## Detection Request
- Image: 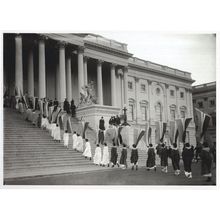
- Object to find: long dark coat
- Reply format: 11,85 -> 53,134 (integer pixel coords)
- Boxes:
170,148 -> 180,170
182,146 -> 194,172
98,130 -> 104,144
110,147 -> 118,165
130,148 -> 138,164
146,147 -> 156,168
99,119 -> 105,130
200,148 -> 213,176
160,147 -> 169,166
120,148 -> 127,165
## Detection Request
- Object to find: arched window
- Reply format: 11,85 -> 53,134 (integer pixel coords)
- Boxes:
155,102 -> 162,122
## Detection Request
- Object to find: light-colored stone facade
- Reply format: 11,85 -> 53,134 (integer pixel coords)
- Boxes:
3,33 -> 196,146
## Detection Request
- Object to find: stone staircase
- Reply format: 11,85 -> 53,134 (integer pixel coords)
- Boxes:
4,108 -> 150,180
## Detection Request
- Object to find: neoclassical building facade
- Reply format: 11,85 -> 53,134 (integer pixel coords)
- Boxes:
3,33 -> 196,146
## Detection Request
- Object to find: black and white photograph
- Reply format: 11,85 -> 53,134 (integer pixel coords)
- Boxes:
2,32 -> 216,185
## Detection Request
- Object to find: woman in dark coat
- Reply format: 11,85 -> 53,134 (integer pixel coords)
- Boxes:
110,143 -> 119,167
120,144 -> 128,169
146,144 -> 156,171
200,142 -> 213,182
130,144 -> 139,170
170,143 -> 180,175
182,143 -> 194,178
160,144 -> 169,173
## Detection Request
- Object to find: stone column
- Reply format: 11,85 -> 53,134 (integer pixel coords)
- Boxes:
15,34 -> 23,96
120,73 -> 124,108
123,67 -> 128,107
84,56 -> 88,86
27,46 -> 34,97
78,46 -> 84,100
110,63 -> 116,106
175,86 -> 179,118
164,83 -> 169,122
56,62 -> 60,100
147,80 -> 153,122
66,55 -> 72,102
59,42 -> 66,103
135,77 -> 140,123
97,60 -> 103,105
38,37 -> 46,98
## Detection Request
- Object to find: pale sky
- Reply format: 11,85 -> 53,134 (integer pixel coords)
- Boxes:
96,32 -> 216,85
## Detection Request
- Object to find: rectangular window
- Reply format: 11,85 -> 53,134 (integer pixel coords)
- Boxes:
198,101 -> 203,108
210,100 -> 215,107
141,106 -> 147,121
170,109 -> 175,121
180,92 -> 184,98
140,84 -> 146,92
128,104 -> 134,121
128,81 -> 133,90
170,90 -> 174,97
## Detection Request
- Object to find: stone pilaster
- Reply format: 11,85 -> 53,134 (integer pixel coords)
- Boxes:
164,83 -> 169,122
78,46 -> 84,101
97,60 -> 103,105
66,55 -> 72,102
59,42 -> 66,103
38,36 -> 46,98
135,77 -> 140,123
84,56 -> 88,86
110,63 -> 116,106
147,79 -> 153,124
56,62 -> 60,100
175,85 -> 179,118
27,46 -> 34,97
15,34 -> 23,96
123,67 -> 128,107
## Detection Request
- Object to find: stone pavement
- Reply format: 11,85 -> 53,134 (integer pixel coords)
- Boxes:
4,162 -> 216,186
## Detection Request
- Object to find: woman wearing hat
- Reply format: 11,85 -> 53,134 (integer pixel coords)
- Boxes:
182,143 -> 194,178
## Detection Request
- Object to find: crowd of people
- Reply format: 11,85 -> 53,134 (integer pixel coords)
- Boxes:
4,94 -> 216,183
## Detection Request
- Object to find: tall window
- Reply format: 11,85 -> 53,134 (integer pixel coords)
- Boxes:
141,106 -> 147,121
180,106 -> 187,119
198,101 -> 203,108
140,84 -> 146,92
128,81 -> 133,90
155,103 -> 162,121
170,109 -> 176,121
128,104 -> 134,121
210,99 -> 215,107
170,90 -> 174,97
180,92 -> 184,98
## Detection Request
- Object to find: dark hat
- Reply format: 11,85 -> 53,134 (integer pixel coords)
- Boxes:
96,144 -> 100,147
185,143 -> 190,147
85,139 -> 88,142
173,143 -> 177,148
132,144 -> 136,148
149,144 -> 153,147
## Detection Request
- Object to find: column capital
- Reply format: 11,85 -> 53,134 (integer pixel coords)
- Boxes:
57,41 -> 67,49
117,68 -> 124,77
110,63 -> 117,68
175,85 -> 179,90
134,77 -> 139,82
97,59 -> 104,65
165,83 -> 169,89
78,46 -> 85,53
38,35 -> 48,42
123,66 -> 128,72
15,33 -> 22,39
147,79 -> 153,85
84,56 -> 89,62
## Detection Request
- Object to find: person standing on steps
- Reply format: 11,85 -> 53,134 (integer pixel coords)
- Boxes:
170,143 -> 180,175
110,143 -> 119,167
101,143 -> 110,167
83,139 -> 92,160
99,116 -> 105,131
131,144 -> 139,170
76,133 -> 83,152
72,131 -> 77,150
120,144 -> 128,169
200,142 -> 213,182
63,130 -> 69,148
160,143 -> 169,173
53,124 -> 61,142
53,98 -> 59,107
182,143 -> 194,179
71,99 -> 76,117
146,144 -> 156,171
63,98 -> 70,114
93,144 -> 102,165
